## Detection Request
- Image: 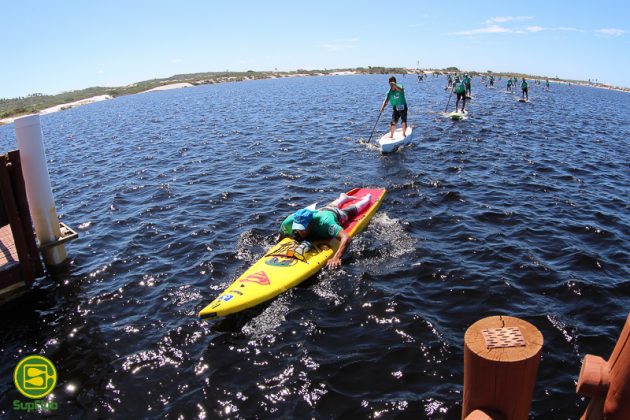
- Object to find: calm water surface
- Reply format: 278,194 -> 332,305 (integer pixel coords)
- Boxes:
0,75 -> 629,418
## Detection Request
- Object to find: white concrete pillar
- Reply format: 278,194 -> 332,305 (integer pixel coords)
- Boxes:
14,114 -> 67,267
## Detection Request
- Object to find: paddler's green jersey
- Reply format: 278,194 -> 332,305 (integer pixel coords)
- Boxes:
521,80 -> 528,88
463,76 -> 471,86
280,210 -> 342,240
386,84 -> 407,108
454,82 -> 466,94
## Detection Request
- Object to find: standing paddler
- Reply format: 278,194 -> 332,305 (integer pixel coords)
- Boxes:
463,73 -> 472,97
453,76 -> 466,113
380,76 -> 408,139
521,78 -> 529,101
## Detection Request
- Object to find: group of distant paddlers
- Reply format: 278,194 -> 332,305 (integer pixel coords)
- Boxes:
380,72 -> 554,136
442,73 -> 552,112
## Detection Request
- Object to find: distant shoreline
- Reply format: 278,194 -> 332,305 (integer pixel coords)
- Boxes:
1,68 -> 628,125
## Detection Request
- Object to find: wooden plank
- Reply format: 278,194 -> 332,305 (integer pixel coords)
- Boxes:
7,150 -> 44,277
0,262 -> 23,290
0,224 -> 19,265
0,187 -> 8,226
0,155 -> 34,286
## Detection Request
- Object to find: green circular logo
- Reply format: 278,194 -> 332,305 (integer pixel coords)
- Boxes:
13,355 -> 57,399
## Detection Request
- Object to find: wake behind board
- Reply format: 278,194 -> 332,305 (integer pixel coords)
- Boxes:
198,188 -> 387,320
378,127 -> 413,153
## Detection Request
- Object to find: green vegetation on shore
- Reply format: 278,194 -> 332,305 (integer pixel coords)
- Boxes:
0,67 -> 408,120
0,66 -> 619,122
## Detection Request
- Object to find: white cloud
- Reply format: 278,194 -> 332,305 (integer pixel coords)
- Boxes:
452,17 -> 618,38
595,28 -> 627,36
486,16 -> 533,24
526,26 -> 544,32
451,24 -> 513,36
321,38 -> 359,51
453,16 -> 535,36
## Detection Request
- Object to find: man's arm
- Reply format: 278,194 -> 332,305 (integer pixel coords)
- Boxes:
380,97 -> 389,113
326,230 -> 350,269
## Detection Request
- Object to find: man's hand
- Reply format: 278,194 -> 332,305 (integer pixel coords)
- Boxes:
326,255 -> 341,269
327,230 -> 350,269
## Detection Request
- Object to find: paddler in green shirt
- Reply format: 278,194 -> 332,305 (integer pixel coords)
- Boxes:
463,74 -> 472,97
380,76 -> 408,139
279,193 -> 372,269
453,76 -> 466,113
521,78 -> 529,100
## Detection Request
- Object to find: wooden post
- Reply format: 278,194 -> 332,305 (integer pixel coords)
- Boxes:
7,151 -> 44,278
462,315 -> 543,420
0,155 -> 34,286
578,313 -> 630,419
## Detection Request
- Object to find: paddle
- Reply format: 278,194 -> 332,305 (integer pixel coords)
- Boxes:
444,87 -> 454,113
367,98 -> 387,143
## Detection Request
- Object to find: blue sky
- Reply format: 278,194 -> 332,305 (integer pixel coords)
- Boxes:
2,0 -> 629,98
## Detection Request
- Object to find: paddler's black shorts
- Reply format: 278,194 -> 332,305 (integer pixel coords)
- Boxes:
391,105 -> 408,125
456,92 -> 465,100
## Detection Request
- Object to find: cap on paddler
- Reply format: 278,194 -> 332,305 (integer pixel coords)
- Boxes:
292,208 -> 313,231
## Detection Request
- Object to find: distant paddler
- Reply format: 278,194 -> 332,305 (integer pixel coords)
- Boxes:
380,76 -> 408,139
463,73 -> 472,97
545,79 -> 550,91
507,78 -> 513,93
521,78 -> 529,101
447,74 -> 453,88
489,75 -> 495,87
279,193 -> 372,269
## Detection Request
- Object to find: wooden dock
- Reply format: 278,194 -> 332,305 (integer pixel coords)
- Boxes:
0,150 -> 43,299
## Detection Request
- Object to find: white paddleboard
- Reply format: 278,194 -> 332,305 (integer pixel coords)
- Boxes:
518,98 -> 529,103
378,127 -> 413,153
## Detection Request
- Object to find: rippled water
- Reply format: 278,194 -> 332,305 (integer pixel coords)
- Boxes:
0,74 -> 629,418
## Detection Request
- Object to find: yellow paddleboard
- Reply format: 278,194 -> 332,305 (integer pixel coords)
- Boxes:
198,188 -> 386,319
